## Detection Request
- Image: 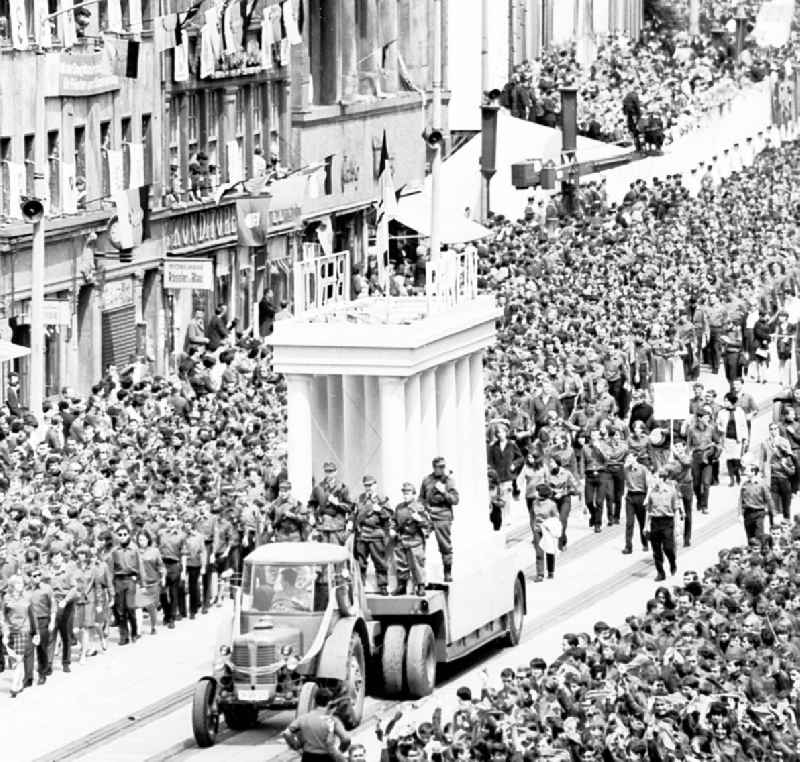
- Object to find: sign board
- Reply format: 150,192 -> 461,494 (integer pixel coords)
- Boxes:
163,259 -> 214,291
652,382 -> 693,421
54,51 -> 121,97
103,278 -> 134,310
15,300 -> 71,326
164,203 -> 238,251
754,0 -> 794,48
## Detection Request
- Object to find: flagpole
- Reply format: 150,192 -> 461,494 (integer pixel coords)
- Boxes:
429,0 -> 442,267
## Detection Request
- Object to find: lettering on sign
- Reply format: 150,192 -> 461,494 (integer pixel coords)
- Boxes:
164,205 -> 238,251
56,52 -> 121,97
163,259 -> 214,291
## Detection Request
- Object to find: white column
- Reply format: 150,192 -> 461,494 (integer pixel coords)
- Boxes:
435,361 -> 458,468
342,374 -> 365,490
310,376 -> 328,486
420,368 -> 438,472
362,376 -> 381,480
404,372 -> 423,493
379,377 -> 406,498
326,376 -> 344,467
286,374 -> 314,501
470,350 -> 491,518
454,357 -> 471,493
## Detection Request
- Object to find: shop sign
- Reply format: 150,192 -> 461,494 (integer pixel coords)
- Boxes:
164,204 -> 238,251
103,279 -> 134,310
55,52 -> 120,97
15,300 -> 71,326
164,259 -> 214,291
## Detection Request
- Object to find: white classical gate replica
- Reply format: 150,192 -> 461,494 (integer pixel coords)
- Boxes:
270,248 -> 515,640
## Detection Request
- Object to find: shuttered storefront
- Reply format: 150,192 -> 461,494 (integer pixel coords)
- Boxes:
101,305 -> 136,369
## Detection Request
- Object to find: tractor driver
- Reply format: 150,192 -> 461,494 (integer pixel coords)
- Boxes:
270,566 -> 312,612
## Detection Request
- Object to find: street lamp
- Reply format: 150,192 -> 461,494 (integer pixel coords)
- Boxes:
20,191 -> 45,429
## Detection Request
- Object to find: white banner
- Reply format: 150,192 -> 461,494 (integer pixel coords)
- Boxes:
107,149 -> 124,193
7,161 -> 26,217
128,142 -> 144,188
226,140 -> 244,183
754,0 -> 794,48
10,0 -> 28,50
107,0 -> 122,32
652,382 -> 693,421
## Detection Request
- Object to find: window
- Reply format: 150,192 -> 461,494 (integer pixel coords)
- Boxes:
141,113 -> 152,185
0,137 -> 10,217
74,125 -> 86,182
252,85 -> 262,151
100,120 -> 111,196
23,134 -> 34,196
140,0 -> 150,30
120,0 -> 129,27
97,0 -> 107,30
47,130 -> 60,212
206,89 -> 219,169
0,0 -> 10,42
324,154 -> 334,196
169,93 -> 180,172
24,0 -> 33,39
121,116 -> 131,188
188,93 -> 198,156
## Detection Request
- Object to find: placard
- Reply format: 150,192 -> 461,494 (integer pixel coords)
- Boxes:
164,259 -> 214,291
652,382 -> 693,421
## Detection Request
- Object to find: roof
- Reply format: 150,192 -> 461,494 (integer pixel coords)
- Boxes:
244,542 -> 352,565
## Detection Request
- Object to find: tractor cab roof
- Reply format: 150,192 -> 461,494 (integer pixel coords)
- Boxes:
245,542 -> 352,566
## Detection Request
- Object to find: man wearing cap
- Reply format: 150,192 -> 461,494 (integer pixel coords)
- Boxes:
108,525 -> 143,645
352,475 -> 392,595
419,457 -> 459,583
391,483 -> 431,596
309,463 -> 353,546
269,481 -> 312,542
644,468 -> 683,582
622,451 -> 651,555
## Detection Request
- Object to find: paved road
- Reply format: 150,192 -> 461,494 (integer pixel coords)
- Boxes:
68,406 -> 775,762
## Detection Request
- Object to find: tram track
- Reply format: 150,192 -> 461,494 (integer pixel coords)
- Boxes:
44,493 -> 741,762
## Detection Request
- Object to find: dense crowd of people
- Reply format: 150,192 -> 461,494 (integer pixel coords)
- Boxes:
500,10 -> 796,151
354,520 -> 800,761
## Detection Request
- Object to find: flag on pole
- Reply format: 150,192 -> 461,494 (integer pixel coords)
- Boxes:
375,131 -> 397,293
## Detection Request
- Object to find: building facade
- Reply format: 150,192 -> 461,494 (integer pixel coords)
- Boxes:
0,0 -> 448,402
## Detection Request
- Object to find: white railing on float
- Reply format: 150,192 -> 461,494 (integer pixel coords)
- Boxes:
425,246 -> 479,314
293,244 -> 351,317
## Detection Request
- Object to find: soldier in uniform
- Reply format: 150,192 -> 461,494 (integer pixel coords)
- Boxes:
269,481 -> 312,542
309,462 -> 352,546
352,475 -> 392,595
419,456 -> 459,582
107,525 -> 143,645
391,483 -> 431,596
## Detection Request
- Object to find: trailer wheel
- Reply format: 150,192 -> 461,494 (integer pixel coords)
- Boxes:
405,624 -> 436,699
223,703 -> 258,731
381,624 -> 407,697
344,633 -> 366,728
503,576 -> 525,647
192,678 -> 219,748
296,681 -> 318,717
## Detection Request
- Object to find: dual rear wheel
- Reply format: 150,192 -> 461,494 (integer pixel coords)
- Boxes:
380,623 -> 436,699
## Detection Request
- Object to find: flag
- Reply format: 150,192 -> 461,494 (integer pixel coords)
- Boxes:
112,186 -> 150,249
375,131 -> 397,291
10,0 -> 28,50
281,0 -> 302,45
107,149 -> 124,193
61,162 -> 77,214
129,142 -> 144,187
107,0 -> 122,33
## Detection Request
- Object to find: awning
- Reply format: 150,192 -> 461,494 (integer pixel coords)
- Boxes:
0,340 -> 30,362
393,193 -> 491,244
